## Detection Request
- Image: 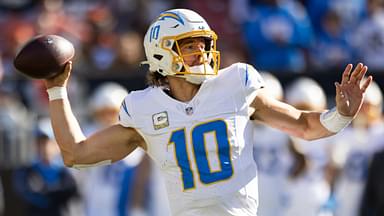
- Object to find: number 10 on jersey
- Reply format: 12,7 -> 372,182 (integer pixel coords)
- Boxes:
169,119 -> 234,190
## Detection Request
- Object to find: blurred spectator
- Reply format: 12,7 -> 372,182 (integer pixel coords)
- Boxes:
107,0 -> 151,33
332,80 -> 384,216
0,55 -> 4,82
0,89 -> 34,169
229,0 -> 251,25
21,80 -> 53,116
35,0 -> 84,39
21,75 -> 87,118
306,0 -> 366,33
78,82 -> 151,216
186,0 -> 247,58
360,147 -> 384,216
144,0 -> 182,25
12,117 -> 79,216
108,31 -> 147,79
78,25 -> 118,77
309,9 -> 355,72
74,4 -> 137,79
0,80 -> 35,216
351,0 -> 384,71
241,0 -> 314,73
114,32 -> 144,68
0,178 -> 3,216
2,1 -> 384,215
0,13 -> 36,79
0,0 -> 39,12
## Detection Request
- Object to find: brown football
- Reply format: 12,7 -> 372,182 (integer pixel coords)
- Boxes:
13,35 -> 75,79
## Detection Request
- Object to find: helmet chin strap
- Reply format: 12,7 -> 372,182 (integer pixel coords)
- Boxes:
185,63 -> 214,84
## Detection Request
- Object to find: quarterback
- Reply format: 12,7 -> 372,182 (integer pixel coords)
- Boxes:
45,9 -> 372,216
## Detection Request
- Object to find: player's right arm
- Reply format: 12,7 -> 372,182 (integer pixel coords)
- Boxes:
45,62 -> 146,167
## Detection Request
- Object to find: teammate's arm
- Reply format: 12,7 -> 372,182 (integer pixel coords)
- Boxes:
45,62 -> 146,167
251,63 -> 372,140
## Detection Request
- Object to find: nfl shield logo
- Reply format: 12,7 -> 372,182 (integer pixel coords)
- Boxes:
185,107 -> 193,115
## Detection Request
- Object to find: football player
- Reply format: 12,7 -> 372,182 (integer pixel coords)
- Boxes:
282,77 -> 334,216
79,83 -> 154,216
251,72 -> 290,216
332,80 -> 384,216
44,9 -> 372,216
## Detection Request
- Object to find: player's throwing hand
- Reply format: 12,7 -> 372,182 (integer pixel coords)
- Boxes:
44,61 -> 72,89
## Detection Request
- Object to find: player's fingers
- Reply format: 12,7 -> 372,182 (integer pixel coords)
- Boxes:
65,61 -> 72,70
341,64 -> 353,85
45,61 -> 72,88
349,63 -> 363,83
361,76 -> 373,93
356,65 -> 368,83
63,61 -> 72,76
335,82 -> 343,98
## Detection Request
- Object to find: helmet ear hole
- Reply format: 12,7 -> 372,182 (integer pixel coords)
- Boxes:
154,54 -> 163,60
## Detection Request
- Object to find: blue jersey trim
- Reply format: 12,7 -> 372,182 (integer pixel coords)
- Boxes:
121,100 -> 130,117
245,64 -> 249,86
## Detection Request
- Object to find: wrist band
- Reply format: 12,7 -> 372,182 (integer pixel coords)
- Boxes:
72,160 -> 112,170
320,107 -> 353,133
47,87 -> 68,101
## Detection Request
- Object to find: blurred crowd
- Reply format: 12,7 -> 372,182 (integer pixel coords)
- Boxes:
0,0 -> 384,215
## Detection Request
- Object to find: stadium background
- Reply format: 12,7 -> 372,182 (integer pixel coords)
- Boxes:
0,0 -> 383,215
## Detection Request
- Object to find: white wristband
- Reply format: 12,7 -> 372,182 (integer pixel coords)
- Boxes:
320,107 -> 353,133
72,160 -> 112,170
47,87 -> 68,101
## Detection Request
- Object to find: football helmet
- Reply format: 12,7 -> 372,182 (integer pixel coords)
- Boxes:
286,77 -> 327,111
143,9 -> 220,84
89,82 -> 128,112
259,71 -> 283,100
353,80 -> 383,128
363,80 -> 382,109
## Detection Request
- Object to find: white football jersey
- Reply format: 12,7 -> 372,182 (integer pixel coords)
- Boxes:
281,137 -> 334,216
252,124 -> 291,216
119,63 -> 264,216
333,123 -> 384,216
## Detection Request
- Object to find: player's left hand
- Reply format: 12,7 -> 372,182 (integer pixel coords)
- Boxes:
335,63 -> 372,117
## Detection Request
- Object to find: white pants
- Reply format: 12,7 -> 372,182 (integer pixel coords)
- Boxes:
173,177 -> 259,216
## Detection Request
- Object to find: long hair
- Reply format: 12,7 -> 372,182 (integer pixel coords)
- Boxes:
146,71 -> 168,87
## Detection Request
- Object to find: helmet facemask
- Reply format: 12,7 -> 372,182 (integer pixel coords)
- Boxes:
163,30 -> 220,84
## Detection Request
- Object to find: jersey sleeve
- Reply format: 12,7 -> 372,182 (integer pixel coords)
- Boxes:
118,94 -> 136,128
239,63 -> 265,105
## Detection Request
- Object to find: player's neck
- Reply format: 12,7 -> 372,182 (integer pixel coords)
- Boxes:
167,76 -> 200,102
